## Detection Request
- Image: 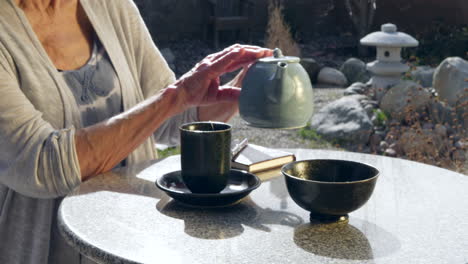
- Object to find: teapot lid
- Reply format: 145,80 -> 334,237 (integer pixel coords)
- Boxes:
259,48 -> 300,63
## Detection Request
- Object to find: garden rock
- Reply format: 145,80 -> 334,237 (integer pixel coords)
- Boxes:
362,99 -> 378,107
434,124 -> 447,137
364,104 -> 375,117
384,148 -> 397,157
455,93 -> 467,132
317,67 -> 348,87
398,131 -> 433,155
340,58 -> 370,84
379,141 -> 389,150
300,58 -> 321,84
389,143 -> 402,155
410,66 -> 435,88
311,95 -> 372,145
344,82 -> 367,96
369,133 -> 382,152
452,150 -> 466,162
380,81 -> 431,122
454,141 -> 463,149
433,57 -> 468,106
428,101 -> 454,125
422,122 -> 434,130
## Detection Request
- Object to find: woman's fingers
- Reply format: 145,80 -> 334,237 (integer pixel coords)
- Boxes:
208,44 -> 265,62
177,45 -> 272,108
209,47 -> 272,76
208,49 -> 244,77
206,44 -> 242,61
224,58 -> 257,73
205,78 -> 220,102
233,64 -> 253,87
215,87 -> 242,102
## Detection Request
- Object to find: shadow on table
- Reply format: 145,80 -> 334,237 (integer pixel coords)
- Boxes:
156,197 -> 304,240
294,218 -> 401,260
72,159 -> 167,199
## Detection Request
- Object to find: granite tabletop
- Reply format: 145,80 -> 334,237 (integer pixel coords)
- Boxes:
58,149 -> 468,264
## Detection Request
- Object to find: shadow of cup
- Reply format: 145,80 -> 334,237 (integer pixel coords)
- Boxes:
156,199 -> 257,239
293,218 -> 400,260
156,198 -> 304,240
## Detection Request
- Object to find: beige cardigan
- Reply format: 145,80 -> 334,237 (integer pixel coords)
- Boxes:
0,0 -> 196,262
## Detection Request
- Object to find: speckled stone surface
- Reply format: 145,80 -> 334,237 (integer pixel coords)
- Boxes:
58,150 -> 468,264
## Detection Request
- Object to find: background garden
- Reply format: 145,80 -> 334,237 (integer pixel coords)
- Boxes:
133,0 -> 467,174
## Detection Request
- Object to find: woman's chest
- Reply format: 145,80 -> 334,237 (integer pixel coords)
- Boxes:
24,7 -> 94,71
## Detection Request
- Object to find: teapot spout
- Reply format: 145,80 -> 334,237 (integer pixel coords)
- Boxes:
266,62 -> 289,104
274,61 -> 288,80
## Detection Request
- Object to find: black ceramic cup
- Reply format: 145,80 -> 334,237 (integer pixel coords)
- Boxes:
180,122 -> 232,193
282,159 -> 379,222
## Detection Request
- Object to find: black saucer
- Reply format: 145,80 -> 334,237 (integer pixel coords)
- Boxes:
156,169 -> 261,207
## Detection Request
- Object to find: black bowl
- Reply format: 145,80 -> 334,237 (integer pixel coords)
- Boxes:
282,159 -> 379,222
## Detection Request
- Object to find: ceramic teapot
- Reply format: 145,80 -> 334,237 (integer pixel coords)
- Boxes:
239,48 -> 314,129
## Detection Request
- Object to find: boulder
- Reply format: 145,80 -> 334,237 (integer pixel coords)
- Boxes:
433,57 -> 468,106
364,104 -> 375,117
344,82 -> 367,96
384,148 -> 397,157
434,124 -> 447,137
398,131 -> 432,155
311,95 -> 372,145
340,58 -> 370,84
452,149 -> 466,162
427,101 -> 454,126
410,66 -> 435,88
369,133 -> 383,152
300,58 -> 321,84
455,92 -> 467,133
317,67 -> 348,87
380,81 -> 431,122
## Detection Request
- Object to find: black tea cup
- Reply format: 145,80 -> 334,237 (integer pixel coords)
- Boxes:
180,122 -> 232,193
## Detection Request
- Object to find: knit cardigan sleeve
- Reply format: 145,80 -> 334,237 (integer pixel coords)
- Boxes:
119,0 -> 198,147
0,48 -> 81,199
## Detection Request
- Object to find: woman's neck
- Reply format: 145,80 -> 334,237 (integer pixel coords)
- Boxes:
15,0 -> 75,12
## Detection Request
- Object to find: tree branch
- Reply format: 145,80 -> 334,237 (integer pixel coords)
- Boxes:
367,0 -> 377,30
344,0 -> 360,29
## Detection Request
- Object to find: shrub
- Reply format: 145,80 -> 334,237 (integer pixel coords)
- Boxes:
265,0 -> 301,57
402,21 -> 468,65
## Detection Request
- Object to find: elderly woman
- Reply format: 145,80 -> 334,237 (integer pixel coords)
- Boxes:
0,0 -> 271,263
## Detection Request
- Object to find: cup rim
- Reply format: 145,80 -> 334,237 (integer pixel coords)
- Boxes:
179,121 -> 232,133
281,159 -> 380,185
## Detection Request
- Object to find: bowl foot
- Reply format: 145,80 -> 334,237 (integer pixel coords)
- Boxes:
309,213 -> 349,223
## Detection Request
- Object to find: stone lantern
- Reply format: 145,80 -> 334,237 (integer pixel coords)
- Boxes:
361,23 -> 418,100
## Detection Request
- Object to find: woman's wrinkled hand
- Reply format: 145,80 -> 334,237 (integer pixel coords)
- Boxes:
171,44 -> 272,111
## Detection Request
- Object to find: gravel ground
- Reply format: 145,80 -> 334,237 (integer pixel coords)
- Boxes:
230,87 -> 343,148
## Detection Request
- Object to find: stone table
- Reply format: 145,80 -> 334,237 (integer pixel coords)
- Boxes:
58,149 -> 468,264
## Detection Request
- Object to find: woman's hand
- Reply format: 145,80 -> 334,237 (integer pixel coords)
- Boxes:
171,44 -> 272,114
196,64 -> 252,122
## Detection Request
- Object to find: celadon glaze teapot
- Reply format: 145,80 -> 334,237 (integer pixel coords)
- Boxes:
239,48 -> 314,129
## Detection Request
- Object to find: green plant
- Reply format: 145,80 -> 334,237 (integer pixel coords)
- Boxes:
373,109 -> 388,127
298,123 -> 345,150
298,124 -> 323,141
157,146 -> 180,159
